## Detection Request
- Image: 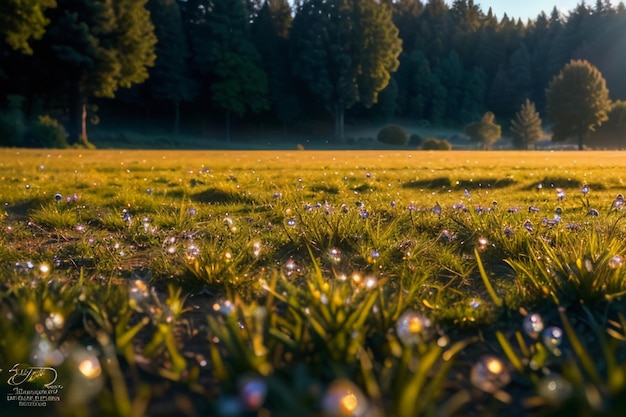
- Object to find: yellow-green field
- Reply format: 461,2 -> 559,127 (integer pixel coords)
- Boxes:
2,149 -> 626,417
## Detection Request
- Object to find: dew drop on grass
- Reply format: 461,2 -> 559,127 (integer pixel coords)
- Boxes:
239,377 -> 268,411
363,276 -> 378,289
45,312 -> 64,330
396,310 -> 432,346
609,255 -> 623,269
54,193 -> 62,202
286,218 -> 297,227
282,258 -> 300,278
470,356 -> 510,393
146,188 -> 152,195
327,248 -> 342,264
477,237 -> 489,251
538,374 -> 573,403
542,326 -> 563,355
468,298 -> 481,309
582,185 -> 590,195
31,336 -> 64,366
322,379 -> 368,417
523,313 -> 544,339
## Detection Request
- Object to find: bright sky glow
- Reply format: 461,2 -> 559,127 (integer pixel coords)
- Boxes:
445,0 -> 585,21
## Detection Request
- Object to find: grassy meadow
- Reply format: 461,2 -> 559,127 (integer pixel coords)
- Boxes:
2,148 -> 626,417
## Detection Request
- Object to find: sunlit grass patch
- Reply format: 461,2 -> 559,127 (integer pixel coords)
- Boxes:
2,149 -> 626,416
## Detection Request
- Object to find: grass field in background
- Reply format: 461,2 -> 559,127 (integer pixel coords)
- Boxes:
2,149 -> 626,417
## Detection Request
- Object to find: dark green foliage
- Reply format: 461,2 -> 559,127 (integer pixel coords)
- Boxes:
251,0 -> 299,127
290,0 -> 402,141
465,111 -> 501,149
0,95 -> 26,146
409,133 -> 423,146
28,115 -> 69,148
0,113 -> 20,146
3,0 -> 626,145
591,100 -> 626,145
377,124 -> 409,146
32,0 -> 157,144
189,0 -> 269,140
510,99 -> 543,149
546,59 -> 611,150
146,0 -> 195,135
421,137 -> 452,150
0,0 -> 56,54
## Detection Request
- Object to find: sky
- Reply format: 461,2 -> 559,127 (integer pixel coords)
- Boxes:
445,0 -> 583,21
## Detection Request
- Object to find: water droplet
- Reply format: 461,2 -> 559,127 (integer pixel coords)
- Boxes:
286,218 -> 297,227
542,326 -> 563,355
556,188 -> 565,201
609,255 -> 623,269
54,193 -> 62,202
78,355 -> 102,379
390,200 -> 396,208
613,194 -> 624,209
587,208 -> 599,217
524,220 -> 534,233
363,276 -> 378,289
185,244 -> 200,262
523,313 -> 544,339
239,377 -> 268,410
282,258 -> 300,278
432,203 -> 442,216
469,298 -> 481,309
146,188 -> 152,195
212,300 -> 234,315
327,248 -> 343,264
396,310 -> 431,346
581,185 -> 590,195
471,356 -> 510,393
45,312 -> 64,330
477,237 -> 489,251
25,184 -> 30,189
322,379 -> 368,417
538,374 -> 573,403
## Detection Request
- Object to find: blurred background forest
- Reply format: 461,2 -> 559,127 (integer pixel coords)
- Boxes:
1,0 -> 626,149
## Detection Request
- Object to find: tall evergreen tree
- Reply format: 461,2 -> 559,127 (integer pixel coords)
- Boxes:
546,59 -> 611,150
510,98 -> 543,149
189,0 -> 269,141
146,0 -> 196,136
0,0 -> 56,54
34,0 -> 157,144
252,0 -> 299,130
290,0 -> 401,142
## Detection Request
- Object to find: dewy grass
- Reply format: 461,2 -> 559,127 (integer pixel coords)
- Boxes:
2,149 -> 626,416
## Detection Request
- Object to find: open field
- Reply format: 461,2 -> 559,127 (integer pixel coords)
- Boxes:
2,149 -> 626,417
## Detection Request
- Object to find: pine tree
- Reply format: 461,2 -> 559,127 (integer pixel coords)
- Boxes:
546,59 -> 611,150
290,0 -> 401,142
510,99 -> 543,149
189,0 -> 269,141
147,0 -> 196,136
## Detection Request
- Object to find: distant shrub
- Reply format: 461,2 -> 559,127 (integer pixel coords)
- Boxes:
408,133 -> 423,146
421,138 -> 452,150
0,113 -> 22,147
29,115 -> 69,148
377,124 -> 409,146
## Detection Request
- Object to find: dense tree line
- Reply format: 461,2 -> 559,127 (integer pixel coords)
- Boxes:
1,0 -> 626,145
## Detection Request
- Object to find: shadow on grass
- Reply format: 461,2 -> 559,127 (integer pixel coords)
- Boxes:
190,187 -> 257,205
403,177 -> 516,190
521,177 -> 608,190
